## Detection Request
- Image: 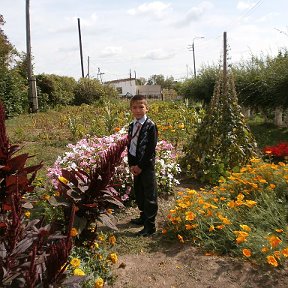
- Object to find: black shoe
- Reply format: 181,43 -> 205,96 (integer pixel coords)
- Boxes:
130,217 -> 145,225
136,227 -> 156,237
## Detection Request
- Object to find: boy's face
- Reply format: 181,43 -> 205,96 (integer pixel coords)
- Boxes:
130,100 -> 148,120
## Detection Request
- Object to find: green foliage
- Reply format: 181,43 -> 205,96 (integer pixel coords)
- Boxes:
180,65 -> 219,104
36,73 -> 77,108
182,69 -> 258,183
74,78 -> 117,105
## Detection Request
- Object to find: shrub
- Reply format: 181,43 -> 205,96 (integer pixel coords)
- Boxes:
164,158 -> 288,268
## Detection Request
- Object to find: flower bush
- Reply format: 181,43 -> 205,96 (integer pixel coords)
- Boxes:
48,132 -> 181,203
164,158 -> 288,268
66,232 -> 118,288
263,142 -> 288,161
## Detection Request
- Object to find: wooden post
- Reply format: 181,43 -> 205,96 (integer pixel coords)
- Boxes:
26,0 -> 38,113
78,18 -> 84,78
223,31 -> 227,93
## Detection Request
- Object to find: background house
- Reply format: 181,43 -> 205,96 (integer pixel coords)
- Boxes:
136,85 -> 162,99
106,78 -> 137,98
106,78 -> 163,99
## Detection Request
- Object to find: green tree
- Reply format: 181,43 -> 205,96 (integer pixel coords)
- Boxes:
74,78 -> 117,105
0,15 -> 28,117
36,74 -> 77,108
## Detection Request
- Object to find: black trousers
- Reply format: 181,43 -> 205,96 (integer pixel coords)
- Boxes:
134,167 -> 158,230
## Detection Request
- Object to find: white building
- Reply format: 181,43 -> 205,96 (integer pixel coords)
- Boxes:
106,78 -> 137,98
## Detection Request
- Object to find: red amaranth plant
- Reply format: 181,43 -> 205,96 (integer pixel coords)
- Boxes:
50,134 -> 129,241
0,101 -> 77,287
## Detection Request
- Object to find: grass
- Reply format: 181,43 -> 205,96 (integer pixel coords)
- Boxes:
248,118 -> 288,148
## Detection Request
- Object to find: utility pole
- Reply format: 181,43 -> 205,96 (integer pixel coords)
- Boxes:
87,56 -> 90,78
77,18 -> 84,78
223,31 -> 227,93
97,68 -> 104,83
26,0 -> 38,113
187,36 -> 204,78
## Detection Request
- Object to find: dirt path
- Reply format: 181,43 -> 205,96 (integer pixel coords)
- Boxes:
106,184 -> 288,288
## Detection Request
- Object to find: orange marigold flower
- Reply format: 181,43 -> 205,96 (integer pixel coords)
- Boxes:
268,235 -> 282,248
274,251 -> 281,259
114,127 -> 121,132
242,249 -> 252,257
162,229 -> 168,234
70,228 -> 78,237
185,211 -> 196,221
281,248 -> 288,257
216,225 -> 224,230
261,247 -> 269,253
275,229 -> 284,233
266,255 -> 278,267
269,184 -> 276,189
185,224 -> 193,230
109,235 -> 116,246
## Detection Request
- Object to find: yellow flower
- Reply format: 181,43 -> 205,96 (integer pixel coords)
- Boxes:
93,241 -> 99,249
43,194 -> 50,201
73,268 -> 85,276
70,258 -> 81,268
98,235 -> 105,242
266,255 -> 278,267
242,249 -> 252,257
245,200 -> 257,208
240,225 -> 251,232
70,228 -> 78,237
94,277 -> 104,288
24,211 -> 31,218
58,176 -> 69,184
209,225 -> 215,232
177,234 -> 184,243
178,123 -> 185,129
109,235 -> 116,246
54,191 -> 60,197
109,253 -> 118,264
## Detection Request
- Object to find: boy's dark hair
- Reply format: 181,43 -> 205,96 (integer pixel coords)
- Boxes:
130,94 -> 147,106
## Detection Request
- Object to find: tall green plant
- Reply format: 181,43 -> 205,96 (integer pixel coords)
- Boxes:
182,67 -> 258,183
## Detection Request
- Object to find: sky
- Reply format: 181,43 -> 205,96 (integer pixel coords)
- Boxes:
1,0 -> 288,82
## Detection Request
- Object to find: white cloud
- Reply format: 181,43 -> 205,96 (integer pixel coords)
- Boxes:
141,48 -> 175,60
173,1 -> 213,28
237,1 -> 256,10
127,1 -> 171,20
100,46 -> 123,58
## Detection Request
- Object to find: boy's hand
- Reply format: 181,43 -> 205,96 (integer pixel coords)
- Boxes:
130,165 -> 142,176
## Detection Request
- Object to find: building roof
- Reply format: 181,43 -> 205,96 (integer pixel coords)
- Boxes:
105,78 -> 136,84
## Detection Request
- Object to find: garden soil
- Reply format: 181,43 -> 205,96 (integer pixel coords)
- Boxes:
106,182 -> 288,288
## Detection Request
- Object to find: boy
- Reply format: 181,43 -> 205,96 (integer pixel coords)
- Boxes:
127,95 -> 158,237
